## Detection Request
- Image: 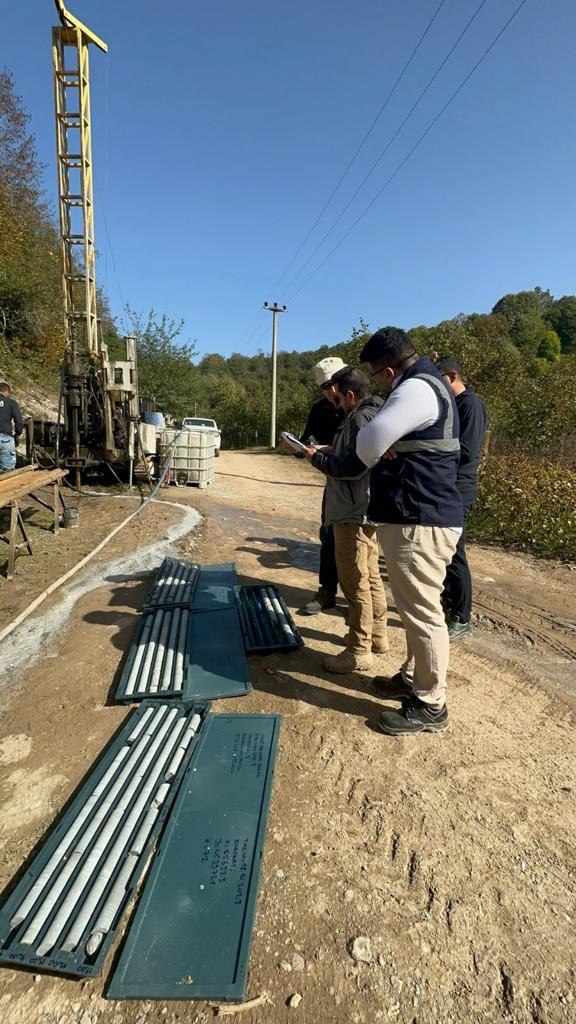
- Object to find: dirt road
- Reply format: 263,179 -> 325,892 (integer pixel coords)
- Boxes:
0,451 -> 575,1024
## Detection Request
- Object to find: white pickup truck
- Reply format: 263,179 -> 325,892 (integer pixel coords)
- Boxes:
181,416 -> 221,456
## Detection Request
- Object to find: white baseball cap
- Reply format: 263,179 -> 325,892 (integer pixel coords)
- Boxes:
313,357 -> 346,386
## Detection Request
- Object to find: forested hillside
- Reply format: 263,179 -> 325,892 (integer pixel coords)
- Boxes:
1,68 -> 575,558
0,70 -> 118,397
190,304 -> 576,559
192,296 -> 576,453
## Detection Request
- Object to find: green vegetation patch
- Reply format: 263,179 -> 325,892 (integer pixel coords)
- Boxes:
470,452 -> 576,561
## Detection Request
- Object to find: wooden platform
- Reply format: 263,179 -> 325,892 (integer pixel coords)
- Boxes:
0,466 -> 68,579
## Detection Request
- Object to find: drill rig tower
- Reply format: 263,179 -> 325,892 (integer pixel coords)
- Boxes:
50,0 -> 138,486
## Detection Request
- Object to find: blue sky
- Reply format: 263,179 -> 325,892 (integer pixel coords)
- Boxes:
7,0 -> 576,360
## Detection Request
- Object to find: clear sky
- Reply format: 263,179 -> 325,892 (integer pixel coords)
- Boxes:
7,0 -> 576,360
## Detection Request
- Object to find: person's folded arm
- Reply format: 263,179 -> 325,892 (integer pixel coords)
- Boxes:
356,379 -> 439,467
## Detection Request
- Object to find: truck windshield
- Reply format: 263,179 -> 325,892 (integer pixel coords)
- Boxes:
183,419 -> 215,428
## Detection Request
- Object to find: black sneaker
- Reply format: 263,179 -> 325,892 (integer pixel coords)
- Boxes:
447,618 -> 471,642
377,697 -> 449,735
371,672 -> 413,701
300,588 -> 337,616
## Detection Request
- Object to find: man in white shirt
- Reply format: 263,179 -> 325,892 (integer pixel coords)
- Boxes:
356,327 -> 463,735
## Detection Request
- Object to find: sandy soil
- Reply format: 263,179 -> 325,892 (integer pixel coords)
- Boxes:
0,450 -> 575,1024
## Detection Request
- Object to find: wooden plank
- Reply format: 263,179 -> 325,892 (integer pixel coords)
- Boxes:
0,469 -> 67,491
0,468 -> 66,495
54,483 -> 60,534
0,472 -> 68,511
7,504 -> 17,579
0,472 -> 37,494
0,465 -> 37,482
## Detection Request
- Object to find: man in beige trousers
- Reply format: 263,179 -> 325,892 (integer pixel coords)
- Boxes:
301,366 -> 388,673
356,328 -> 463,735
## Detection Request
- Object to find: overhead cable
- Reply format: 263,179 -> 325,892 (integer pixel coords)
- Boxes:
266,0 -> 450,298
281,0 -> 491,299
234,0 -> 449,356
285,0 -> 529,302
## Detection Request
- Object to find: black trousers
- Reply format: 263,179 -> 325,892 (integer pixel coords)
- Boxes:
442,510 -> 472,622
319,523 -> 338,593
318,489 -> 338,594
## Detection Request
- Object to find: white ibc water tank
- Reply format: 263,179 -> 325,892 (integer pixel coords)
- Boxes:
158,429 -> 215,488
139,422 -> 158,455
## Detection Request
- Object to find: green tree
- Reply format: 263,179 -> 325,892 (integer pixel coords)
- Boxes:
536,329 -> 561,363
0,69 -> 44,208
0,71 -> 64,358
129,308 -> 198,418
543,295 -> 576,353
198,353 -> 227,375
492,290 -> 549,357
340,318 -> 372,365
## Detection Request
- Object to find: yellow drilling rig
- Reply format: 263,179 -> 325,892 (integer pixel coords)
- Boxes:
28,1 -> 142,488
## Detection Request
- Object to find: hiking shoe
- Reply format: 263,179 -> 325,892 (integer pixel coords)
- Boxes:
323,650 -> 373,674
300,588 -> 337,616
377,698 -> 449,736
447,618 -> 471,642
372,671 -> 413,700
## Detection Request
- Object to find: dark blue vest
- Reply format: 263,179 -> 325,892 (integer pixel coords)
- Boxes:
368,356 -> 464,526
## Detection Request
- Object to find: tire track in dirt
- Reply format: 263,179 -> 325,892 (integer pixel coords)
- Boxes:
474,586 -> 576,660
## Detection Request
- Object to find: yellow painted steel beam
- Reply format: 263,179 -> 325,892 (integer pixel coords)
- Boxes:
54,0 -> 108,53
53,22 -> 100,361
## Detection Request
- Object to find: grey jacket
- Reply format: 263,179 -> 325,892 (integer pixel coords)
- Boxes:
311,395 -> 383,525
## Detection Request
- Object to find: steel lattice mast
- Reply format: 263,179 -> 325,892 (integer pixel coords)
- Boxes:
52,0 -> 107,365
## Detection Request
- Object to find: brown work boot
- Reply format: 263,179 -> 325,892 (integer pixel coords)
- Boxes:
371,637 -> 390,654
323,650 -> 373,674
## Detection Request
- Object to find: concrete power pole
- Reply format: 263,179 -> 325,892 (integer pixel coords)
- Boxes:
263,302 -> 287,448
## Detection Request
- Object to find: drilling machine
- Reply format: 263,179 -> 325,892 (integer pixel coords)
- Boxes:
28,1 -> 141,488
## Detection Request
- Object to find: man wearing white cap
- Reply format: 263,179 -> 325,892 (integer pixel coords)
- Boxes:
298,356 -> 346,615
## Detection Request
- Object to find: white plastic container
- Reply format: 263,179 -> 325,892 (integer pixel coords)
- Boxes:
158,429 -> 215,488
139,423 -> 158,455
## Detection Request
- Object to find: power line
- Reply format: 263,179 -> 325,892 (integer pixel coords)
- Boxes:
281,0 -> 490,299
230,308 -> 271,358
266,0 -> 450,298
286,0 -> 529,302
233,307 -> 268,350
243,320 -> 272,358
234,1 -> 453,359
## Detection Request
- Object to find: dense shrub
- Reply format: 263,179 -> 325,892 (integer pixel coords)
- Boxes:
469,451 -> 576,561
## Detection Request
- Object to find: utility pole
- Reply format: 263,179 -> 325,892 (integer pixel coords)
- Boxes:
263,302 -> 287,448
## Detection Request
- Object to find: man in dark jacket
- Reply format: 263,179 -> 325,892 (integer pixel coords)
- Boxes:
356,328 -> 463,736
297,357 -> 345,615
302,367 -> 386,673
0,382 -> 23,473
299,365 -> 344,446
436,356 -> 488,640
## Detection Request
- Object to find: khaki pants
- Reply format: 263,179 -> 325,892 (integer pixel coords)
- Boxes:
333,523 -> 388,654
378,524 -> 458,708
